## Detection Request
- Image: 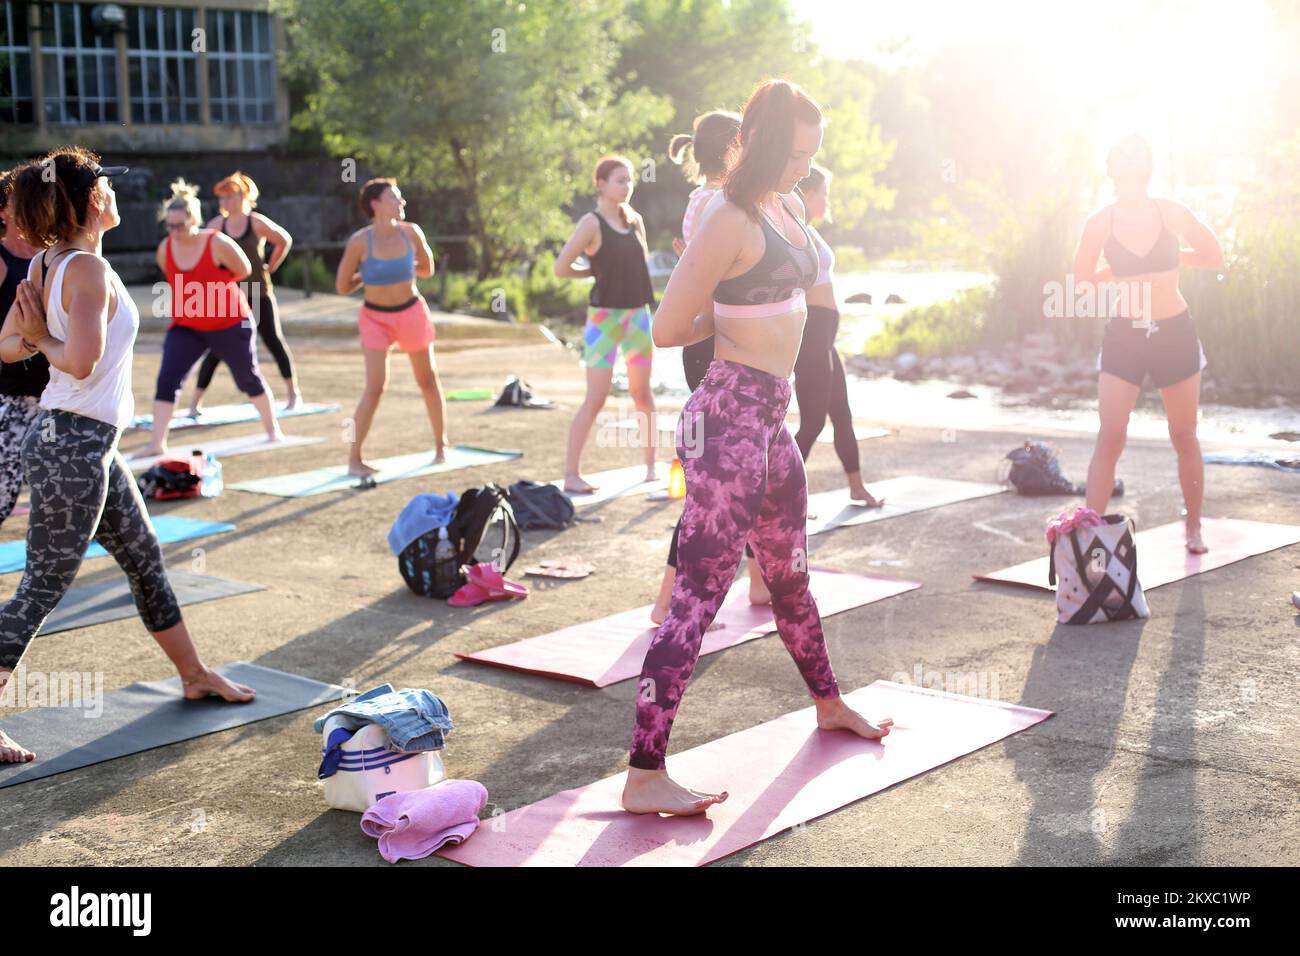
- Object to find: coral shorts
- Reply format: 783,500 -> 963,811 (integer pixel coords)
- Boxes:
359,297 -> 436,352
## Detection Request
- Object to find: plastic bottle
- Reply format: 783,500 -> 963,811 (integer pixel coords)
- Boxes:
669,457 -> 686,499
202,453 -> 224,498
433,527 -> 460,597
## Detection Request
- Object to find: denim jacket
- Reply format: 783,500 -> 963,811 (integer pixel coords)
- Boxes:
313,684 -> 454,753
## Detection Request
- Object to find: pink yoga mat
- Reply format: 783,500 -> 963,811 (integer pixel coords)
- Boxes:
975,517 -> 1300,591
456,568 -> 920,687
436,681 -> 1053,867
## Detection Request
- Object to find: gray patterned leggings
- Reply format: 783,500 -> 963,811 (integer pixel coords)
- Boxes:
0,409 -> 183,669
0,394 -> 41,529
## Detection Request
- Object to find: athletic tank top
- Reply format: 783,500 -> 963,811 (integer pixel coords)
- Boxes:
223,215 -> 270,291
681,186 -> 719,245
589,212 -> 655,309
1105,201 -> 1180,278
166,231 -> 249,331
0,243 -> 48,398
359,226 -> 416,286
33,251 -> 139,429
712,196 -> 819,307
808,224 -> 834,288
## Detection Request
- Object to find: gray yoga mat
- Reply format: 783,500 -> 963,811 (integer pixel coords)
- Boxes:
34,571 -> 264,638
0,662 -> 348,789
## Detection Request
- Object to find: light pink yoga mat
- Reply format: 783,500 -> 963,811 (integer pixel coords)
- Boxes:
456,568 -> 919,687
975,517 -> 1300,591
436,681 -> 1053,867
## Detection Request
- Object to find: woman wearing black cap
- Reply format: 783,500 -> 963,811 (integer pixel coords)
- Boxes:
0,148 -> 255,766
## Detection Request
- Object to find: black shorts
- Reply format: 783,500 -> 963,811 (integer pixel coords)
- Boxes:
1097,310 -> 1206,389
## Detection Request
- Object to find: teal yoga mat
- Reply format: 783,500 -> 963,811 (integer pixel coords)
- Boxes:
227,446 -> 523,497
0,516 -> 235,574
0,662 -> 349,790
129,401 -> 340,431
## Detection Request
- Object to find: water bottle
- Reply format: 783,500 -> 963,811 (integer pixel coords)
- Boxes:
432,527 -> 460,597
190,448 -> 205,496
202,453 -> 224,498
669,457 -> 686,499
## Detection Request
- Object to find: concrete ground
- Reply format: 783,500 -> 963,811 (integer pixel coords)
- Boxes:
1,290 -> 1297,866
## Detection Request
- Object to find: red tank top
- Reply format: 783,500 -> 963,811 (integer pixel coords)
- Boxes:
166,232 -> 249,331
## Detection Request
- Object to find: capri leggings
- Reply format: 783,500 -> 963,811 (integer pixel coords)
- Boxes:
195,289 -> 295,387
155,321 -> 268,403
630,359 -> 840,770
0,395 -> 41,528
793,305 -> 860,473
0,409 -> 183,669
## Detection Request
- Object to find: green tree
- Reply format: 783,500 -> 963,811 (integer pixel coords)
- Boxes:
274,0 -> 672,277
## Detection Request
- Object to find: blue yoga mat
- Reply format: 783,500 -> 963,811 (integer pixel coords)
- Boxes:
228,446 -> 523,497
0,515 -> 234,574
129,401 -> 340,431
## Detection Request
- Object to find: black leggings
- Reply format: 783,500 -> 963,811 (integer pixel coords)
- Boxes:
793,305 -> 860,474
667,334 -> 753,569
196,289 -> 295,387
0,410 -> 183,669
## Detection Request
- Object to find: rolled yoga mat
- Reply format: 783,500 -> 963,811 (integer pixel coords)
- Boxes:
0,516 -> 235,574
436,680 -> 1053,867
806,475 -> 1007,537
0,662 -> 349,790
975,516 -> 1300,592
126,433 -> 323,472
32,571 -> 264,638
227,446 -> 523,497
128,401 -> 341,431
456,567 -> 920,686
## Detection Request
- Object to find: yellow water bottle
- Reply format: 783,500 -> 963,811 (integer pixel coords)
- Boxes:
669,457 -> 686,499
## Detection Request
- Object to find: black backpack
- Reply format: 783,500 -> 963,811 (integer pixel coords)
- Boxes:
398,483 -> 522,599
1003,441 -> 1125,498
506,480 -> 577,530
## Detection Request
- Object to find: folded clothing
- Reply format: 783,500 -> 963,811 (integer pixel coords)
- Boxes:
360,779 -> 489,863
388,491 -> 461,555
313,683 -> 454,754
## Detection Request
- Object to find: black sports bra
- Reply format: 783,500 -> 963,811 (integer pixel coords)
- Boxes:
712,196 -> 819,308
1105,201 -> 1180,277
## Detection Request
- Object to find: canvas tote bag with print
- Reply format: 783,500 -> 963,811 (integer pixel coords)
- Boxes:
1048,512 -> 1150,625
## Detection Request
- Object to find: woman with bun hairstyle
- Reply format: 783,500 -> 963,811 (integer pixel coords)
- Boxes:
553,155 -> 658,494
792,164 -> 883,505
139,178 -> 282,457
623,81 -> 892,817
650,111 -> 773,622
187,171 -> 300,415
0,149 -> 256,765
334,177 -> 444,475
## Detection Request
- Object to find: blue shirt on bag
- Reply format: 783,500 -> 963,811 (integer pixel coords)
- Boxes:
314,683 -> 454,758
388,492 -> 460,555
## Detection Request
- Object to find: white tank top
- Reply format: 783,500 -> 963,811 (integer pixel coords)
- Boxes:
30,251 -> 139,429
681,185 -> 719,245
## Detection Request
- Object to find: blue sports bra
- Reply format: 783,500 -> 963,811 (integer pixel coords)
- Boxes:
712,196 -> 819,318
359,227 -> 416,285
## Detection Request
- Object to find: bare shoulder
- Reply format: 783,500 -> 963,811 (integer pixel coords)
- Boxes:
1154,196 -> 1193,226
401,220 -> 428,240
205,215 -> 224,229
345,225 -> 370,248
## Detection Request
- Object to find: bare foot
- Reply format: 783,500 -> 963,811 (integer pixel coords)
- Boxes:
433,447 -> 447,466
285,391 -> 303,410
266,428 -> 286,444
645,464 -> 660,483
181,668 -> 256,703
0,728 -> 35,763
564,476 -> 598,494
814,695 -> 893,740
134,444 -> 168,460
850,489 -> 885,508
748,562 -> 771,606
1186,524 -> 1209,554
649,602 -> 724,631
186,406 -> 202,419
1291,591 -> 1300,611
348,460 -> 380,477
621,767 -> 728,816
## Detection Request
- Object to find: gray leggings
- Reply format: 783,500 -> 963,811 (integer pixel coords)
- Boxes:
0,409 -> 183,669
0,394 -> 41,529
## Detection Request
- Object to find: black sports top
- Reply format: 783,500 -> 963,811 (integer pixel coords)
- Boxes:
713,196 -> 819,307
1105,201 -> 1180,278
0,243 -> 49,398
223,215 -> 270,290
588,212 -> 655,310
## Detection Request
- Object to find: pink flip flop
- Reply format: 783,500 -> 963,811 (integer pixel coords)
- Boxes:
466,563 -> 529,600
448,578 -> 492,607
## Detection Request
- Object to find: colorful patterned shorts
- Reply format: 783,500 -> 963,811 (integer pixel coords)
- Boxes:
582,305 -> 653,370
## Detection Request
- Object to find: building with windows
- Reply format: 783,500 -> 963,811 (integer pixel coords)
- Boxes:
1,0 -> 288,152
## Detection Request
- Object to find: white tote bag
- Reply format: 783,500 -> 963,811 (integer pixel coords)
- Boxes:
1049,513 -> 1150,625
322,721 -> 446,813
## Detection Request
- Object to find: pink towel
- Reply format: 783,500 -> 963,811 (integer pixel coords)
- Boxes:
360,779 -> 489,863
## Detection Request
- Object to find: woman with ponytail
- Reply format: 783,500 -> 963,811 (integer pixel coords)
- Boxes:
792,164 -> 883,505
553,155 -> 657,494
187,171 -> 300,415
0,149 -> 256,764
623,81 -> 892,816
138,178 -> 282,457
